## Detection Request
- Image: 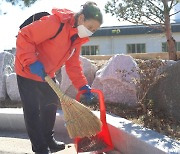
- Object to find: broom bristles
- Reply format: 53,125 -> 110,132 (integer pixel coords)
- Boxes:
45,76 -> 102,139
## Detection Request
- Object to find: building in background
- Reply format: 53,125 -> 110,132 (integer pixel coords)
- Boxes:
82,23 -> 180,55
4,25 -> 180,56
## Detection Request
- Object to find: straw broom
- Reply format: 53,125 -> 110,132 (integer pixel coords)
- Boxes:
45,75 -> 102,139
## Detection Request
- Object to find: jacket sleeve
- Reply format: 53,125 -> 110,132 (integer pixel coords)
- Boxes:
16,15 -> 60,67
65,46 -> 88,90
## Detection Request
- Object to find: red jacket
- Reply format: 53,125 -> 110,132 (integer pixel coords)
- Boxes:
15,9 -> 89,89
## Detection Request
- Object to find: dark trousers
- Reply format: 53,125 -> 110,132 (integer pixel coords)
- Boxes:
17,75 -> 59,152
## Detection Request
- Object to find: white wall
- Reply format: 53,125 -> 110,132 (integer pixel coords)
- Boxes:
84,32 -> 180,55
85,37 -> 112,55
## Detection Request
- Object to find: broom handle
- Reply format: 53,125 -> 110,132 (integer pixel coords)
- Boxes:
44,76 -> 64,99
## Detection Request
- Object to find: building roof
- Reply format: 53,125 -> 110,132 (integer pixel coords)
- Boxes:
92,23 -> 180,37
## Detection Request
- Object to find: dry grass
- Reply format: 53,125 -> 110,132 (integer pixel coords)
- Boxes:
89,99 -> 180,141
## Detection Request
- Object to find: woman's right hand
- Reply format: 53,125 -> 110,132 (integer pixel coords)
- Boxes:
29,61 -> 45,80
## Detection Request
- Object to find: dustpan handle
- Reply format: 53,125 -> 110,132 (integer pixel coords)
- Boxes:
76,89 -> 107,123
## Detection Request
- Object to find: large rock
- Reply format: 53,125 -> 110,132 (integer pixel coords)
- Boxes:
6,73 -> 21,102
152,59 -> 176,75
0,51 -> 15,101
147,60 -> 180,120
60,56 -> 98,98
92,54 -> 140,106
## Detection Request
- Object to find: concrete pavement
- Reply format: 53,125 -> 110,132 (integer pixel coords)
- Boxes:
0,130 -> 77,154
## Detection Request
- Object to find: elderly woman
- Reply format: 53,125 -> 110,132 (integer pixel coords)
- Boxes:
15,1 -> 103,154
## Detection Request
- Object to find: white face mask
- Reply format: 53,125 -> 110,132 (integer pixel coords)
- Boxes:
77,25 -> 93,38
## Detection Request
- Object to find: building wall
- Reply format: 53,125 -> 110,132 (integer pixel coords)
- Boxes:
84,32 -> 180,55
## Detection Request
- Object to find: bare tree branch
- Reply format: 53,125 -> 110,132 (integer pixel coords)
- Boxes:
145,1 -> 165,23
171,1 -> 179,8
146,0 -> 164,13
170,10 -> 180,16
141,12 -> 164,25
123,18 -> 164,31
169,0 -> 175,10
148,9 -> 165,22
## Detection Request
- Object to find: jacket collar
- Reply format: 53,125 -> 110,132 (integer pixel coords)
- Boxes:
52,8 -> 89,44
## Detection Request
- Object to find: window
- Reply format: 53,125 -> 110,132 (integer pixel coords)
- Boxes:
162,42 -> 180,52
81,45 -> 99,55
127,44 -> 146,53
162,42 -> 167,52
178,42 -> 180,51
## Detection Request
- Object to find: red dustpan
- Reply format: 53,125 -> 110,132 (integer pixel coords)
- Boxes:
75,89 -> 114,153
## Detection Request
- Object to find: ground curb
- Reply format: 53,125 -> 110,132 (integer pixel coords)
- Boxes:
0,108 -> 179,154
